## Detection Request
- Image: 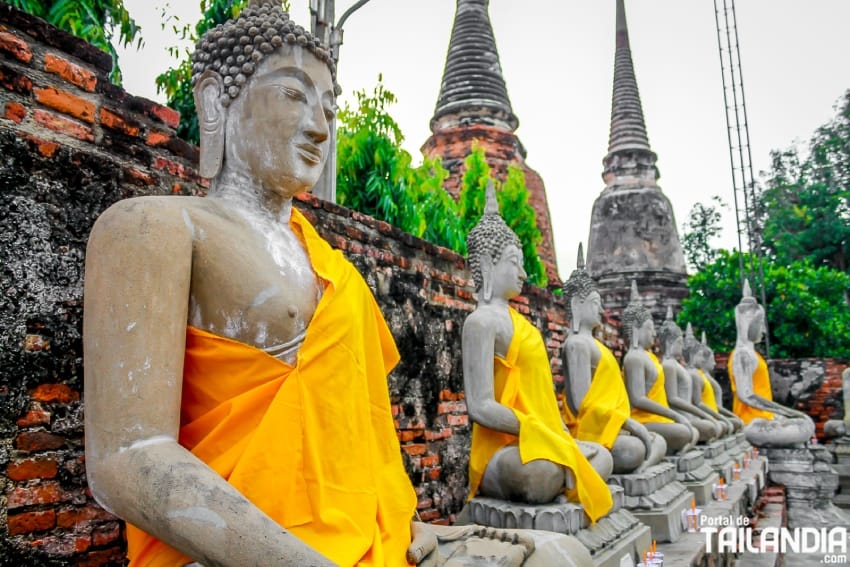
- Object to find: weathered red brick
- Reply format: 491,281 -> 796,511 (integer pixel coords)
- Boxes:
417,497 -> 433,510
24,333 -> 49,351
398,430 -> 419,443
16,408 -> 51,428
35,86 -> 95,123
427,467 -> 442,481
16,430 -> 66,452
100,107 -> 141,136
124,167 -> 155,186
153,156 -> 187,179
56,505 -> 116,528
145,130 -> 171,147
446,414 -> 469,427
31,533 -> 91,556
0,62 -> 32,94
402,443 -> 427,456
420,455 -> 440,467
33,109 -> 94,142
91,522 -> 121,546
437,401 -> 467,414
7,458 -> 59,481
24,135 -> 60,158
0,31 -> 32,63
7,510 -> 56,535
4,100 -> 25,123
74,546 -> 127,567
418,509 -> 440,521
149,103 -> 180,128
7,481 -> 65,509
43,53 -> 97,92
31,383 -> 80,403
424,428 -> 453,441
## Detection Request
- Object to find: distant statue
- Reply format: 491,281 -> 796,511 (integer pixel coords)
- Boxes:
463,186 -> 613,522
562,244 -> 666,473
682,325 -> 741,434
728,281 -> 815,447
83,3 -> 432,565
622,282 -> 698,455
658,308 -> 723,443
824,368 -> 850,438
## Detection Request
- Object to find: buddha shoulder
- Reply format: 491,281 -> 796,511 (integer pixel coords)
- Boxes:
90,196 -> 217,242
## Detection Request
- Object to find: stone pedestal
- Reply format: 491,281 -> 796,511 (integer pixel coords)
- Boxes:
765,445 -> 850,529
607,462 -> 691,543
666,449 -> 719,505
832,439 -> 850,509
702,438 -> 735,484
466,487 -> 651,566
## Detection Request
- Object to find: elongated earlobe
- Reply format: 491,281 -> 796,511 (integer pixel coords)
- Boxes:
194,71 -> 226,179
481,253 -> 494,304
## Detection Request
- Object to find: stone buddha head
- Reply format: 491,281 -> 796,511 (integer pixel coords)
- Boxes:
698,332 -> 716,373
191,0 -> 339,196
682,323 -> 700,367
562,243 -> 602,334
466,181 -> 525,304
734,280 -> 765,344
622,280 -> 654,349
658,306 -> 683,358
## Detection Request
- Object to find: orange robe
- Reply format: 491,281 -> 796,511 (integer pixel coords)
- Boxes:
697,369 -> 720,412
629,351 -> 674,424
728,350 -> 775,424
562,339 -> 631,449
127,208 -> 415,567
468,308 -> 613,523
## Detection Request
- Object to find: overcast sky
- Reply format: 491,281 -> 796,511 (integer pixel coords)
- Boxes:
116,1 -> 850,279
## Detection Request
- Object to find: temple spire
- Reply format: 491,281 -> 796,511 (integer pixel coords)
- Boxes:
430,0 -> 517,132
607,0 -> 653,157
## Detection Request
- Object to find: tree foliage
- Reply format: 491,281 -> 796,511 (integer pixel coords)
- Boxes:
681,196 -> 726,272
678,249 -> 850,359
8,0 -> 141,83
761,89 -> 850,275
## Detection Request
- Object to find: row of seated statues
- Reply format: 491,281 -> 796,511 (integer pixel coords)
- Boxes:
80,2 -> 816,564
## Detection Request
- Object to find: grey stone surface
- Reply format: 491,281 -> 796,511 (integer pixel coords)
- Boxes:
701,439 -> 727,460
630,489 -> 692,543
468,496 -> 584,535
666,449 -> 706,474
607,462 -> 677,497
682,471 -> 719,505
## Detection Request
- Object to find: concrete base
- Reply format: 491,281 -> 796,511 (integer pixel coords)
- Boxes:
584,513 -> 651,567
630,488 -> 692,544
682,471 -> 719,505
666,449 -> 716,484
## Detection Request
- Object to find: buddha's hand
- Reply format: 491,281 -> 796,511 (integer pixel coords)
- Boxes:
407,521 -> 438,565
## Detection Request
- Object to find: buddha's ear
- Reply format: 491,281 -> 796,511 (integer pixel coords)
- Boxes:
480,252 -> 494,303
194,71 -> 226,179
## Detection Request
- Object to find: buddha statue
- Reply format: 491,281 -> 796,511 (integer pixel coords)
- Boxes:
462,186 -> 614,522
622,282 -> 698,455
657,308 -> 723,443
83,3 -> 435,565
728,281 -> 815,447
561,244 -> 667,473
683,325 -> 741,434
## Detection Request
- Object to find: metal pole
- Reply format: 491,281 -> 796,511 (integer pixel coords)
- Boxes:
310,0 -> 336,202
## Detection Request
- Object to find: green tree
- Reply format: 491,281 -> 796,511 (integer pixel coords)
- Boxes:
761,89 -> 850,274
406,157 -> 465,252
7,0 -> 141,83
679,249 -> 850,358
681,196 -> 725,272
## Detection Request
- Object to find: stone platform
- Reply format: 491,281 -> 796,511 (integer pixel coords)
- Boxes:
466,486 -> 651,567
703,438 -> 735,482
765,444 -> 850,529
666,449 -> 719,505
830,439 -> 850,509
608,462 -> 691,543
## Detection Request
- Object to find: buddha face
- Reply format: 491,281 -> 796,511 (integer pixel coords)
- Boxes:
224,46 -> 335,198
635,318 -> 655,348
666,334 -> 684,357
490,244 -> 526,300
700,347 -> 716,373
747,310 -> 765,343
572,291 -> 602,331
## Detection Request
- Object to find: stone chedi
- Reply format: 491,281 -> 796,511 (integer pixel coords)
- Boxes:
657,308 -> 723,443
586,0 -> 688,320
622,282 -> 697,455
562,244 -> 667,473
683,325 -> 742,435
727,281 -> 815,447
462,184 -> 613,520
422,0 -> 559,283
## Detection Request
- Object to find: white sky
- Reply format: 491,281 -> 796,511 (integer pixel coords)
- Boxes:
116,1 -> 850,279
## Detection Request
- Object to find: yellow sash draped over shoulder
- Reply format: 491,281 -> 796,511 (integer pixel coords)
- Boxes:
126,208 -> 415,567
728,350 -> 775,424
562,339 -> 630,449
697,369 -> 719,412
468,308 -> 613,523
629,351 -> 674,424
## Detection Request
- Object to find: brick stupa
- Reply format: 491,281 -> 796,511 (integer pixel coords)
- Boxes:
586,0 -> 688,322
421,0 -> 560,285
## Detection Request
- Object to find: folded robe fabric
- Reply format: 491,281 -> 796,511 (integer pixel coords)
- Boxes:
728,350 -> 775,424
468,308 -> 613,523
126,208 -> 415,567
697,369 -> 720,412
629,351 -> 675,424
562,339 -> 631,449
